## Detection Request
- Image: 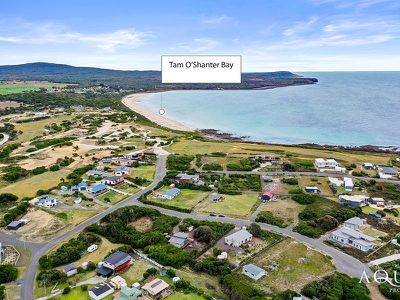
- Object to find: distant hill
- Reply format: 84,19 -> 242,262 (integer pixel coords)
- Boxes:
0,62 -> 317,90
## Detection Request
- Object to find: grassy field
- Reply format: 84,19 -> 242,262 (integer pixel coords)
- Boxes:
97,190 -> 128,205
0,168 -> 70,197
252,239 -> 335,293
198,193 -> 259,218
133,165 -> 156,180
0,85 -> 41,95
14,114 -> 73,143
116,182 -> 141,194
167,139 -> 393,165
298,176 -> 334,196
151,187 -> 210,210
261,198 -> 304,225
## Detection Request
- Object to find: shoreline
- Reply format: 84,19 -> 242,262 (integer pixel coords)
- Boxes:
122,92 -> 400,153
122,93 -> 193,132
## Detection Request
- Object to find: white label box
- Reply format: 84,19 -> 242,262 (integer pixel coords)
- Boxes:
161,55 -> 242,83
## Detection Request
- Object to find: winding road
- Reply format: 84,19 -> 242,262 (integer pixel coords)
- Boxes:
4,154 -> 372,299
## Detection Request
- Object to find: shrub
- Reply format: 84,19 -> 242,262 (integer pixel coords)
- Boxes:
282,178 -> 298,185
62,287 -> 71,294
292,194 -> 315,204
193,226 -> 215,243
0,265 -> 18,284
0,193 -> 18,204
255,211 -> 286,228
293,223 -> 319,238
143,267 -> 158,279
144,244 -> 193,268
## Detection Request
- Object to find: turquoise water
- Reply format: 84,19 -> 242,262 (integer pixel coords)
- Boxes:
139,72 -> 400,146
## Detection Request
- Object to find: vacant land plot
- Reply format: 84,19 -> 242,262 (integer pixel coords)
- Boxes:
298,176 -> 334,196
14,114 -> 73,143
168,293 -> 206,300
130,216 -> 153,233
198,193 -> 259,218
0,168 -> 69,197
133,165 -> 156,180
151,187 -> 210,210
16,208 -> 67,242
261,198 -> 304,225
167,139 -> 393,165
74,237 -> 123,266
97,190 -> 128,205
252,239 -> 335,293
116,182 -> 141,194
120,259 -> 155,285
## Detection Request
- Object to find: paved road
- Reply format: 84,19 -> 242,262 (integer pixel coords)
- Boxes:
19,154 -> 373,299
201,170 -> 400,185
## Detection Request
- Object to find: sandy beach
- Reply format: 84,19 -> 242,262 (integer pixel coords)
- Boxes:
122,93 -> 193,132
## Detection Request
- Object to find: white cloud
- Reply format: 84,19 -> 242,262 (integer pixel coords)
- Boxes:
0,21 -> 151,51
178,38 -> 220,53
283,17 -> 319,37
200,15 -> 230,25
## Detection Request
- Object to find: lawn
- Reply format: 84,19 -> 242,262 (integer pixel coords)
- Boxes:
0,168 -> 70,198
363,206 -> 400,225
97,190 -> 128,204
252,239 -> 335,293
74,237 -> 123,266
151,187 -> 210,210
133,165 -> 156,180
120,259 -> 155,285
167,139 -> 393,166
261,198 -> 304,225
198,193 -> 260,218
167,292 -> 206,300
116,182 -> 141,194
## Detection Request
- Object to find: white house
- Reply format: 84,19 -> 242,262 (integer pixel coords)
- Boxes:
343,177 -> 354,192
224,229 -> 253,247
89,283 -> 115,300
36,195 -> 58,208
377,166 -> 400,179
328,177 -> 343,188
242,264 -> 266,280
330,227 -> 376,252
101,176 -> 124,186
344,217 -> 367,230
314,158 -> 339,168
161,188 -> 181,200
110,275 -> 127,289
63,263 -> 77,277
114,166 -> 131,176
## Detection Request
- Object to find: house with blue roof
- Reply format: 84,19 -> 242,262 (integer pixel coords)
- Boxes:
60,185 -> 69,192
90,183 -> 108,194
71,181 -> 88,192
161,188 -> 181,200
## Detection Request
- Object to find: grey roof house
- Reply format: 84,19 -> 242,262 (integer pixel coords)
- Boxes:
242,264 -> 266,280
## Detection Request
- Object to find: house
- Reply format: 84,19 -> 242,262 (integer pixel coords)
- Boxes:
242,264 -> 266,280
261,191 -> 273,201
101,158 -> 112,164
344,177 -> 354,192
314,158 -> 339,168
124,151 -> 143,160
102,176 -> 124,186
217,252 -> 228,260
210,194 -> 224,202
90,183 -> 108,194
141,278 -> 171,299
87,244 -> 98,253
96,251 -> 133,277
255,153 -> 278,161
328,177 -> 343,188
339,195 -> 368,207
330,227 -> 376,252
71,181 -> 88,192
377,166 -> 399,179
115,166 -> 131,176
224,229 -> 253,247
175,173 -> 200,183
7,220 -> 24,230
113,286 -> 142,300
363,163 -> 374,170
305,187 -> 320,193
370,197 -> 386,206
161,188 -> 181,200
344,217 -> 367,230
87,169 -> 107,176
89,283 -> 115,300
63,263 -> 77,277
60,185 -> 69,192
110,275 -> 127,289
169,232 -> 189,248
37,195 -> 58,208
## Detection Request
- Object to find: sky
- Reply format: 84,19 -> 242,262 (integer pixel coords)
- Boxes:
1,0 -> 400,71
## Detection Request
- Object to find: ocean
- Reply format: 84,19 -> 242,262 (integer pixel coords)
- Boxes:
139,72 -> 400,146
